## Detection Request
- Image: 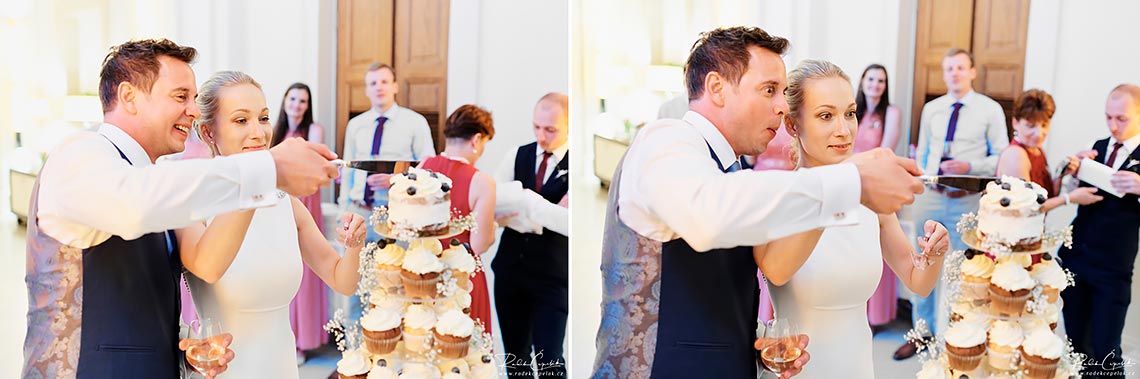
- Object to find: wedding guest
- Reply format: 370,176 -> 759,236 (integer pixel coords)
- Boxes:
24,38 -> 338,379
994,89 -> 1102,212
755,59 -> 949,378
181,71 -> 366,379
420,104 -> 497,336
492,93 -> 570,378
854,64 -> 904,332
854,64 -> 902,152
339,63 -> 436,240
592,26 -> 924,378
1059,84 -> 1140,377
270,82 -> 331,364
898,48 -> 1009,360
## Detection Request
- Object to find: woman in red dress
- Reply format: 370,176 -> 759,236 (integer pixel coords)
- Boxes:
420,104 -> 497,336
996,89 -> 1102,212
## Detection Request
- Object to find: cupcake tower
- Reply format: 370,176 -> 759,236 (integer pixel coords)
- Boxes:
332,169 -> 496,379
914,176 -> 1084,379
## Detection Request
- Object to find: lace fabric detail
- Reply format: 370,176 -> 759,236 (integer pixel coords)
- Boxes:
24,181 -> 84,379
592,162 -> 663,379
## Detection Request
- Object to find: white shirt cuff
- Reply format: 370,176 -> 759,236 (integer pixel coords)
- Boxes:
817,163 -> 861,227
238,151 -> 278,209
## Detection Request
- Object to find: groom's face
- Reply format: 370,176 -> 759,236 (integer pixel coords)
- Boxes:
723,47 -> 789,156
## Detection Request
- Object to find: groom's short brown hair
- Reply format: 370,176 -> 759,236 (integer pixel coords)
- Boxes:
685,26 -> 789,101
99,38 -> 198,112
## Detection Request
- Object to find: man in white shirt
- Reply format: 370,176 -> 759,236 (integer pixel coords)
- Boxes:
24,39 -> 338,379
897,48 -> 1010,360
491,93 -> 571,379
338,62 -> 436,230
1058,84 -> 1140,377
591,26 -> 925,378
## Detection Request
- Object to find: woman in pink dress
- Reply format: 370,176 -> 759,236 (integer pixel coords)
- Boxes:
854,64 -> 903,331
271,82 -> 329,362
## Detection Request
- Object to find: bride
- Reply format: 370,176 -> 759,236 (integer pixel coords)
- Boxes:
176,71 -> 367,379
754,60 -> 950,378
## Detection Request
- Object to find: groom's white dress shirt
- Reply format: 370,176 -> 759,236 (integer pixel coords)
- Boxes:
36,123 -> 278,248
617,111 -> 862,252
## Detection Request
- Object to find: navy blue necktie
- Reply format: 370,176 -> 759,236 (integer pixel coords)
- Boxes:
363,116 -> 388,206
938,102 -> 964,175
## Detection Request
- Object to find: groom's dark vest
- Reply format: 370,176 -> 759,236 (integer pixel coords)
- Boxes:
24,140 -> 183,378
593,144 -> 758,378
1060,137 -> 1140,274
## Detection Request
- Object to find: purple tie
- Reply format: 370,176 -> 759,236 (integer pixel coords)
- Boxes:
363,116 -> 388,206
1107,142 -> 1124,169
938,102 -> 964,175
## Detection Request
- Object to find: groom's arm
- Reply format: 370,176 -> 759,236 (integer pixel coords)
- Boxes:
37,132 -> 277,247
620,122 -> 861,252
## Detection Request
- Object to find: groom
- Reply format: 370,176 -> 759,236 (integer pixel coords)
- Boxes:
591,26 -> 925,378
24,39 -> 339,378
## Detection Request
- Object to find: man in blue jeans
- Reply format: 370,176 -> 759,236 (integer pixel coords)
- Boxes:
898,47 -> 1009,359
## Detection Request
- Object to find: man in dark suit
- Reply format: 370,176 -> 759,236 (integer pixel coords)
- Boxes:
492,93 -> 570,378
1060,84 -> 1140,378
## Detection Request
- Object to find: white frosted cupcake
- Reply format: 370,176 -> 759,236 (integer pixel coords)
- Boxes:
403,304 -> 438,353
401,249 -> 445,299
440,239 -> 476,289
433,309 -> 475,359
996,252 -> 1033,269
1029,258 -> 1067,304
399,363 -> 442,379
366,359 -> 398,379
1020,329 -> 1063,379
374,240 -> 406,289
369,288 -> 406,313
916,360 -> 950,379
336,348 -> 371,379
362,308 -> 402,355
411,238 -> 445,257
435,290 -> 472,316
988,261 -> 1035,316
986,320 -> 1024,371
436,358 -> 470,378
960,252 -> 995,301
945,321 -> 986,372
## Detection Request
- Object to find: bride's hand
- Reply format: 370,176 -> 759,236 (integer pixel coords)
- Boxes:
338,213 -> 367,249
754,334 -> 810,378
917,220 -> 949,258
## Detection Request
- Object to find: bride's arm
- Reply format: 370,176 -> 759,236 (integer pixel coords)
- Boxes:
752,229 -> 825,286
294,197 -> 364,295
879,214 -> 947,296
175,210 -> 257,283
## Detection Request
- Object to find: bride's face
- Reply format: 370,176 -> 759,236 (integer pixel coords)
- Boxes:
789,76 -> 858,167
205,83 -> 272,156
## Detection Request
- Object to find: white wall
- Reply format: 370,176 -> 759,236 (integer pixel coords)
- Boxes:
447,0 -> 570,175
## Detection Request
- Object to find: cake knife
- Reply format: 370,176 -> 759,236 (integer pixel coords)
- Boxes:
330,159 -> 419,174
919,175 -> 997,193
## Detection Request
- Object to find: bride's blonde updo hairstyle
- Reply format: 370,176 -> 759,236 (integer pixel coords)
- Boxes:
784,59 -> 849,168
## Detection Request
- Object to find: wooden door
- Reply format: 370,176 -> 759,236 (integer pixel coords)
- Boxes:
394,0 -> 450,154
335,0 -> 449,155
336,0 -> 395,156
911,0 -> 974,143
972,0 -> 1031,129
909,0 -> 1029,145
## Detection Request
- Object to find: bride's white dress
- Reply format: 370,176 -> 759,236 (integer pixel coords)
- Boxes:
766,206 -> 883,379
187,193 -> 302,379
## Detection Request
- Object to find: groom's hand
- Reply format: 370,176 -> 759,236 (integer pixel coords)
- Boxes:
755,334 -> 810,378
270,137 -> 340,197
845,148 -> 923,214
179,332 -> 235,379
